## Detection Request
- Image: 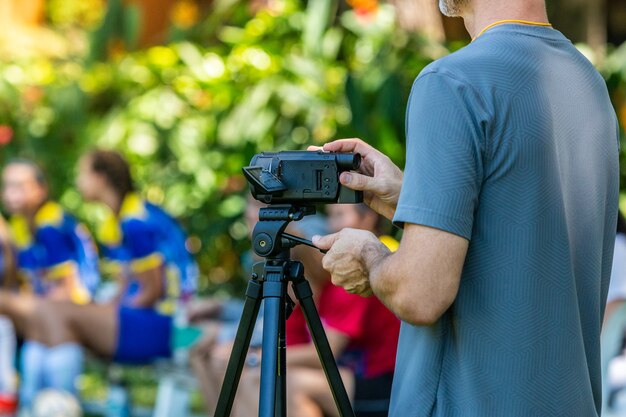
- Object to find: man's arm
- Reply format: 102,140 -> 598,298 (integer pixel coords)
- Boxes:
314,225 -> 467,325
371,224 -> 467,325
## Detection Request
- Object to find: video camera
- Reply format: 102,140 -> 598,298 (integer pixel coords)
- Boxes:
242,151 -> 363,205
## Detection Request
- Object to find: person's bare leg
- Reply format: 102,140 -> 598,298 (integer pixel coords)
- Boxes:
33,301 -> 118,356
231,364 -> 260,417
0,293 -> 118,403
289,387 -> 324,417
0,291 -> 118,355
0,291 -> 40,339
286,367 -> 354,417
193,339 -> 355,417
192,341 -> 261,417
207,354 -> 260,417
189,323 -> 222,407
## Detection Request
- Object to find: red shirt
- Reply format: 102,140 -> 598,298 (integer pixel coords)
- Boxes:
286,281 -> 400,378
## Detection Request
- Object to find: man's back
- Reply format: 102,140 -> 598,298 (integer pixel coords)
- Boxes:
391,24 -> 620,416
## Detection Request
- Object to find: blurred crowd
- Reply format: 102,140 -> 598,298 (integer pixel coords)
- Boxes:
0,151 -> 401,417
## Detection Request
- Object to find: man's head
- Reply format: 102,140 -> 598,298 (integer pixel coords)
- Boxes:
77,149 -> 134,203
439,0 -> 470,17
1,159 -> 48,216
327,204 -> 381,235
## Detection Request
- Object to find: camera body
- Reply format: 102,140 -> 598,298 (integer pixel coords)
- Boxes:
243,151 -> 363,205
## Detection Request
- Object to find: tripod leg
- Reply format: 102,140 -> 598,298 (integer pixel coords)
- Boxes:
276,293 -> 287,417
214,279 -> 263,417
258,264 -> 287,417
291,270 -> 355,417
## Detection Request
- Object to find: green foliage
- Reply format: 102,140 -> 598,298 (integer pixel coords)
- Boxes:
78,361 -> 207,413
47,0 -> 106,30
1,0 -> 624,294
89,0 -> 141,61
0,0 -> 441,295
603,42 -> 626,193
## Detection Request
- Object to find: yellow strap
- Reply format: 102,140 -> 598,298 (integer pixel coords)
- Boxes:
46,260 -> 78,281
130,252 -> 164,274
473,19 -> 552,41
379,235 -> 400,252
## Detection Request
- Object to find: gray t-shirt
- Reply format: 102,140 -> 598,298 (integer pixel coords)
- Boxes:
391,24 -> 620,417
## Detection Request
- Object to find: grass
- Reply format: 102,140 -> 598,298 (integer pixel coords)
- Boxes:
78,358 -> 208,415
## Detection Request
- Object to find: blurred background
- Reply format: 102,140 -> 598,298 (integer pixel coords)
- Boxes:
0,0 -> 625,413
1,0 -> 624,296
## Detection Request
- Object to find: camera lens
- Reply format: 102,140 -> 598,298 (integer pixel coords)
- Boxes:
335,153 -> 361,171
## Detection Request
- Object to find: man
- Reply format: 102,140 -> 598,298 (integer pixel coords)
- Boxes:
311,0 -> 620,415
2,160 -> 99,303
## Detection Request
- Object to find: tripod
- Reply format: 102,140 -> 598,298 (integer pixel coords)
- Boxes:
214,205 -> 355,417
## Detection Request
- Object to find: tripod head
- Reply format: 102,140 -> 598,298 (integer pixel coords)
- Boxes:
252,204 -> 323,259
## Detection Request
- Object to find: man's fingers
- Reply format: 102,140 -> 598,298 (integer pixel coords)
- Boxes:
312,232 -> 341,251
340,171 -> 376,192
322,138 -> 369,154
307,146 -> 323,151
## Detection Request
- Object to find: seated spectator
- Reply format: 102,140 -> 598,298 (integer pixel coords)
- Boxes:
0,213 -> 16,289
190,213 -> 342,417
0,214 -> 17,413
192,202 -> 400,417
0,150 -> 198,408
0,159 -> 101,407
285,203 -> 400,417
188,196 -> 270,415
1,159 -> 100,303
327,203 -> 398,252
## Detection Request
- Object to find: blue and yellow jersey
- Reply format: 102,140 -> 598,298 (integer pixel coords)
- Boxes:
9,201 -> 100,304
97,193 -> 198,314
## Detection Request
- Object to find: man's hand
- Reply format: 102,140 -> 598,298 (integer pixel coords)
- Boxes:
312,229 -> 390,296
309,139 -> 403,220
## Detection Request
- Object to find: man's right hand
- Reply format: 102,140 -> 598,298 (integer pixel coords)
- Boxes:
309,139 -> 403,220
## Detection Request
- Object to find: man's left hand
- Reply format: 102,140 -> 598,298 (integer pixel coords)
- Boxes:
312,229 -> 390,296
